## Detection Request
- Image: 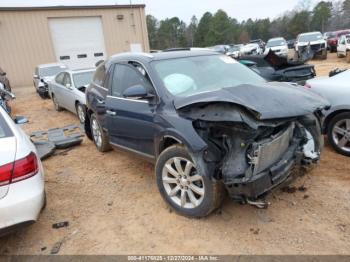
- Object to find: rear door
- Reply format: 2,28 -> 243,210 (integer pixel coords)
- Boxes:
60,73 -> 76,112
51,72 -> 65,103
0,111 -> 16,199
105,63 -> 158,157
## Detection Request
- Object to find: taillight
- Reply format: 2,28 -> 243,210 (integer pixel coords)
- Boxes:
0,162 -> 13,186
0,152 -> 38,187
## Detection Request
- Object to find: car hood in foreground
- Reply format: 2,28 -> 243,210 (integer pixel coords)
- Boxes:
174,83 -> 330,120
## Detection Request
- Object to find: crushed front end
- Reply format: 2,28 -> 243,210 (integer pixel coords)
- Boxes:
187,104 -> 323,201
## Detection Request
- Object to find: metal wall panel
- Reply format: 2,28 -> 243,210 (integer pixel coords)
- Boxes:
0,6 -> 150,86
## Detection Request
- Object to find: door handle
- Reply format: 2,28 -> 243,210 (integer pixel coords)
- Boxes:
106,109 -> 117,116
97,98 -> 105,104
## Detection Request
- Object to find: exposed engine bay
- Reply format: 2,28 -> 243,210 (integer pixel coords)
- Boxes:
180,102 -> 323,201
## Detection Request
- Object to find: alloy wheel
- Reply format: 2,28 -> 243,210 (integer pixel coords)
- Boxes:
91,118 -> 102,148
332,119 -> 350,153
77,104 -> 85,123
162,157 -> 204,209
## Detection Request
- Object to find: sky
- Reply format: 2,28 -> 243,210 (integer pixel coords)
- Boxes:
0,0 -> 320,23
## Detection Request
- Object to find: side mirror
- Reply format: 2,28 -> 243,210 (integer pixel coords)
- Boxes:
33,74 -> 39,79
66,83 -> 72,89
14,116 -> 28,125
122,85 -> 154,99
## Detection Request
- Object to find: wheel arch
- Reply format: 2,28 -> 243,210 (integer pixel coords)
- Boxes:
324,109 -> 350,134
155,130 -> 207,158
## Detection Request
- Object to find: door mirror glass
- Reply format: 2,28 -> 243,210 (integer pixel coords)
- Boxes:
122,85 -> 153,99
14,115 -> 28,125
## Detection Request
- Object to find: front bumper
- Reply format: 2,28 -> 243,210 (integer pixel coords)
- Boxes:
225,142 -> 305,199
37,83 -> 49,96
0,172 -> 45,235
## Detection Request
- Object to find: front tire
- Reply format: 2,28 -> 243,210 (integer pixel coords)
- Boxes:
155,145 -> 224,218
327,112 -> 350,157
90,113 -> 111,152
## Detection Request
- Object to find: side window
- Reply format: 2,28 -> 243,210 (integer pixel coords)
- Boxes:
55,72 -> 65,85
63,73 -> 72,87
93,63 -> 106,86
111,64 -> 154,98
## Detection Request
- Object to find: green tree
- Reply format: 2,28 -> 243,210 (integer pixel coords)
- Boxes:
194,12 -> 213,47
186,15 -> 198,47
343,0 -> 350,28
206,10 -> 233,45
311,1 -> 332,32
146,15 -> 159,49
287,10 -> 311,37
157,17 -> 187,49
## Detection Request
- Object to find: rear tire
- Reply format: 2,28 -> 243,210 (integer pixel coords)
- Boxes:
76,103 -> 86,124
90,113 -> 111,152
52,94 -> 63,112
327,112 -> 350,157
155,145 -> 224,218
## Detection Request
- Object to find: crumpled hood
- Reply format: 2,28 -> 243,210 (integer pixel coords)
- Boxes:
41,76 -> 55,83
174,83 -> 330,120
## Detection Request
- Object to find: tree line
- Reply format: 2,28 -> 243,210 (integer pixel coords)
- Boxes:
146,0 -> 350,50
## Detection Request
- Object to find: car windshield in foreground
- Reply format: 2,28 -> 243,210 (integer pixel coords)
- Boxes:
298,33 -> 323,42
267,39 -> 286,47
73,71 -> 94,88
39,66 -> 66,77
153,55 -> 266,97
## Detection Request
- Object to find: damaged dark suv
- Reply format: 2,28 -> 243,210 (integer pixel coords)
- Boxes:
85,51 -> 329,218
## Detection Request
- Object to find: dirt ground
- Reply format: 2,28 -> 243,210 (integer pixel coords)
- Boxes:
1,53 -> 350,255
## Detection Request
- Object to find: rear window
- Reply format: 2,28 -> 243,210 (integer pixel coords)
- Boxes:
39,66 -> 66,77
0,113 -> 13,138
73,71 -> 94,88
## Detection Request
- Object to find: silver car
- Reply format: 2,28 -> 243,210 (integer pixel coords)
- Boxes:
33,63 -> 67,98
48,69 -> 95,123
305,69 -> 350,156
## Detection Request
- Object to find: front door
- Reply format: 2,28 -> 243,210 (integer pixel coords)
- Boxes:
105,63 -> 158,157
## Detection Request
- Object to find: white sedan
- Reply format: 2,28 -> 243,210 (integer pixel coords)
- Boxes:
0,107 -> 45,236
49,69 -> 95,124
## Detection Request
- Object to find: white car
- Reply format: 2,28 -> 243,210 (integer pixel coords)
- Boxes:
264,37 -> 289,58
33,63 -> 68,98
337,34 -> 350,63
0,107 -> 45,236
226,44 -> 243,58
295,31 -> 327,60
240,43 -> 262,56
305,69 -> 350,156
49,68 -> 95,123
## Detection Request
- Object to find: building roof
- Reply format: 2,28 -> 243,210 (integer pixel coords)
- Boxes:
0,4 -> 145,11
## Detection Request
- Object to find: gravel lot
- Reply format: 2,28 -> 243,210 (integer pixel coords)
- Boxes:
1,53 -> 350,255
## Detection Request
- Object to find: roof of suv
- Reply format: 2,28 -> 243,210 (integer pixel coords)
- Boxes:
110,50 -> 219,63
